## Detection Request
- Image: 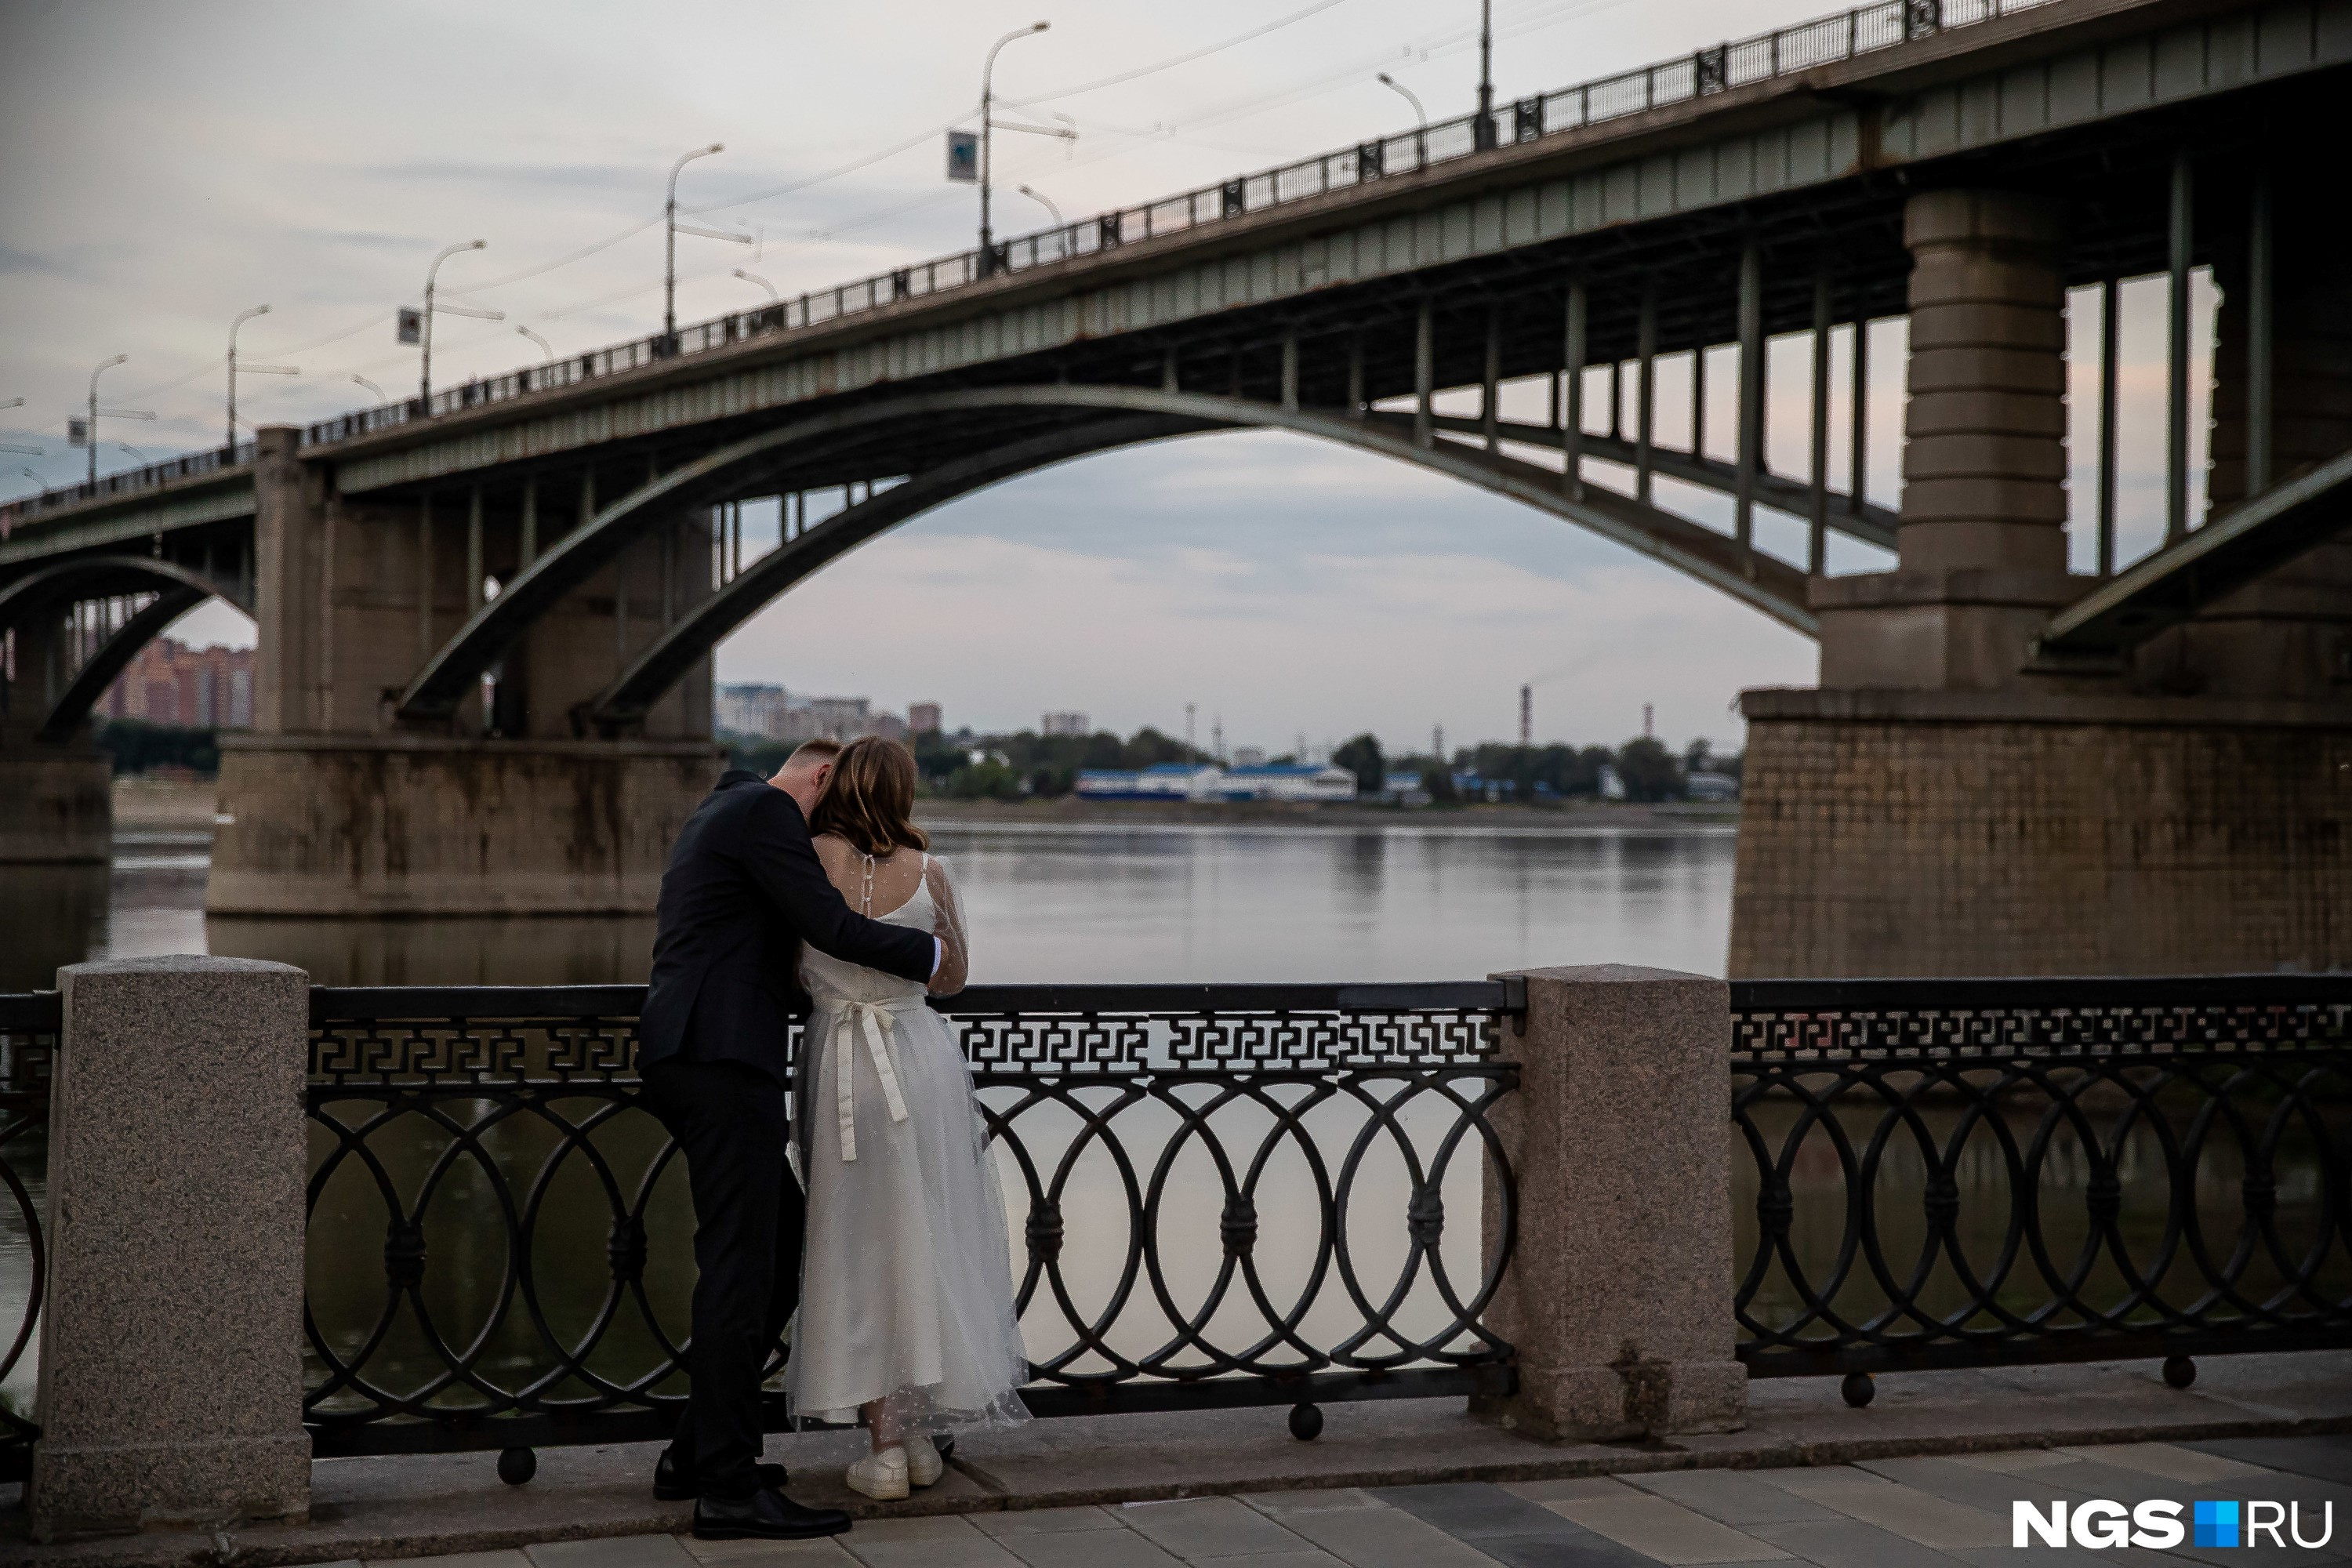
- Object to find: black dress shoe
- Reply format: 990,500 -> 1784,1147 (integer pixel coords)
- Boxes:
691,1486 -> 851,1541
653,1446 -> 789,1501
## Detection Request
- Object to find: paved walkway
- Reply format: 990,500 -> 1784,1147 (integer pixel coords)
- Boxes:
313,1437 -> 2352,1566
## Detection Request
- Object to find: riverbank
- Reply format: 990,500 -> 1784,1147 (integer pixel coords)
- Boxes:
9,1353 -> 2347,1566
105,773 -> 1740,838
915,796 -> 1740,828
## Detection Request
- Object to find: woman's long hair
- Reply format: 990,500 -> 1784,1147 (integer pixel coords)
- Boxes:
808,736 -> 929,856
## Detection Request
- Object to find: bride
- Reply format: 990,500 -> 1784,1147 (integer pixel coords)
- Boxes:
786,735 -> 1030,1499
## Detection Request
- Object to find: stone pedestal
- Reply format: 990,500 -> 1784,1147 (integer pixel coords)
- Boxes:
207,733 -> 721,916
1731,688 -> 2352,977
0,746 -> 111,864
1475,965 -> 1745,1442
30,956 -> 311,1541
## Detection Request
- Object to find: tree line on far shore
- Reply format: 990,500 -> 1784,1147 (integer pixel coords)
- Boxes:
725,726 -> 1739,804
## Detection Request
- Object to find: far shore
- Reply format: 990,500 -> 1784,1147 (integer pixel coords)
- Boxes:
108,771 -> 1739,837
913,795 -> 1739,828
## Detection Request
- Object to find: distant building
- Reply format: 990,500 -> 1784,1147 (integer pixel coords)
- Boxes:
1599,764 -> 1628,801
1379,770 -> 1432,807
1231,746 -> 1268,768
1684,771 -> 1740,802
1219,764 -> 1358,803
909,702 -> 942,735
103,637 -> 252,728
717,683 -> 792,739
1076,763 -> 1226,801
1040,711 -> 1089,737
718,684 -> 913,746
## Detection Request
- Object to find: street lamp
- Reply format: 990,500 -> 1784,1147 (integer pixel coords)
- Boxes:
80,356 -> 155,486
665,143 -> 750,347
419,239 -> 505,408
515,324 -> 555,363
227,304 -> 299,449
979,22 -> 1052,266
1017,183 -> 1062,227
731,268 -> 779,302
1377,73 -> 1427,129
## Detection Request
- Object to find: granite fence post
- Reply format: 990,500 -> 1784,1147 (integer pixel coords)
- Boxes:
30,955 -> 311,1541
1475,964 -> 1746,1441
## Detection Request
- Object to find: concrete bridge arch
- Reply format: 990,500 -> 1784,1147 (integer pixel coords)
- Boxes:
394,383 -> 1885,731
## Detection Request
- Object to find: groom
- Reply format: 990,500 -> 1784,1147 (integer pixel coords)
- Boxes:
638,737 -> 938,1541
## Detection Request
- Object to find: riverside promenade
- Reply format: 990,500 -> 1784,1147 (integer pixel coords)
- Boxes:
7,1354 -> 2352,1566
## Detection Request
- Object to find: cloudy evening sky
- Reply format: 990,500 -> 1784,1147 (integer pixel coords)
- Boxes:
0,0 -> 2207,757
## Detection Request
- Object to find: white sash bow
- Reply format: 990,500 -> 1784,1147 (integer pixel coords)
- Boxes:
832,996 -> 918,1160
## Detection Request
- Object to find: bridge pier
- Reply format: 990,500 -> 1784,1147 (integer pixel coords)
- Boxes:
1733,190 -> 2352,977
0,746 -> 111,865
207,429 -> 720,916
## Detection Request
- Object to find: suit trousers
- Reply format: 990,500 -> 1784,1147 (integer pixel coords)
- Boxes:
642,1057 -> 804,1498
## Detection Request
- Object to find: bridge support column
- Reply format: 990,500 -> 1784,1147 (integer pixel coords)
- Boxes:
1732,190 -> 2352,976
209,430 -> 720,916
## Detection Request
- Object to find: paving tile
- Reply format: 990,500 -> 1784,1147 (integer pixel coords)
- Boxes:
1503,1478 -> 1641,1504
2187,1436 -> 2352,1486
1372,1483 -> 1656,1566
1240,1489 -> 1388,1515
677,1540 -> 860,1566
1748,1518 -> 1971,1568
1117,1495 -> 1312,1558
1947,1450 -> 2078,1475
994,1529 -> 1185,1568
1753,1468 -> 2006,1550
969,1506 -> 1126,1537
835,1515 -> 1022,1568
1544,1492 -> 1791,1565
1620,1472 -> 1838,1526
1271,1505 -> 1501,1568
527,1539 -> 699,1568
1856,1456 -> 2105,1517
2057,1442 -> 2273,1484
389,1554 -> 532,1568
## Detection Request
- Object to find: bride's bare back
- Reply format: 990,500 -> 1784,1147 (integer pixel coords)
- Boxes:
811,835 -> 970,994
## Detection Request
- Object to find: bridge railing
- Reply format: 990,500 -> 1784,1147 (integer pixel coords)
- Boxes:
0,0 -> 2060,534
0,993 -> 54,1483
1728,974 -> 2352,1398
300,980 -> 1520,1458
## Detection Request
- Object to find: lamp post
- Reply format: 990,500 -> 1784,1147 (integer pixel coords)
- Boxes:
227,304 -> 298,449
732,268 -> 779,302
421,239 -> 491,408
666,142 -> 725,347
979,22 -> 1051,267
85,356 -> 125,485
1016,183 -> 1062,227
1475,0 -> 1495,148
515,324 -> 555,363
350,373 -> 387,403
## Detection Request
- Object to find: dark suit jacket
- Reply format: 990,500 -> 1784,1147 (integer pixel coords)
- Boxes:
639,770 -> 935,1083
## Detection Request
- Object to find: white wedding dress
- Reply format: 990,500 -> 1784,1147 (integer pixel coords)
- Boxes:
784,850 -> 1032,1438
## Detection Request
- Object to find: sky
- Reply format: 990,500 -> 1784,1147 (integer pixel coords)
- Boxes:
0,0 -> 2209,760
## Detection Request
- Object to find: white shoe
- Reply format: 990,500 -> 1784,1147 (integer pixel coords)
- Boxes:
907,1439 -> 944,1488
845,1446 -> 909,1501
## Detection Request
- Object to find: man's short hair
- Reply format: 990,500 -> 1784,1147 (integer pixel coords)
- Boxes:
786,738 -> 844,767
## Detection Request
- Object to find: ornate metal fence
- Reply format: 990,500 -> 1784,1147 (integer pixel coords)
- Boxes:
1730,975 -> 2352,1397
303,982 -> 1522,1458
0,989 -> 56,1483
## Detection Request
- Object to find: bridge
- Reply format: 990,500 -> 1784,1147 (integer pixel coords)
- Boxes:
2,0 -> 2347,973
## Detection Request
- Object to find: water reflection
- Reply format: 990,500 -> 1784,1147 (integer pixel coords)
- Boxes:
211,916 -> 659,986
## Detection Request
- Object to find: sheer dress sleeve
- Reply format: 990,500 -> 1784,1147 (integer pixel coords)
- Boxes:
925,854 -> 970,996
